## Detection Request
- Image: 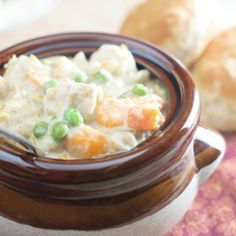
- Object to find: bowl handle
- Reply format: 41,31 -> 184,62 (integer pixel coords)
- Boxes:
194,126 -> 225,185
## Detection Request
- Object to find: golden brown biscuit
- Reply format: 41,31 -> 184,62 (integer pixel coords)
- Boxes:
192,27 -> 236,132
120,0 -> 222,66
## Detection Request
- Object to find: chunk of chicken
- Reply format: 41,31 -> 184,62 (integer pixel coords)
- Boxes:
43,56 -> 81,81
43,82 -> 98,120
90,44 -> 137,76
4,55 -> 49,95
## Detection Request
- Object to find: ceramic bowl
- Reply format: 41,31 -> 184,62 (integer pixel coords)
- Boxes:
0,33 -> 225,236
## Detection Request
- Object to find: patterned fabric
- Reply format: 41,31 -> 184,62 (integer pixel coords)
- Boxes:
167,134 -> 236,236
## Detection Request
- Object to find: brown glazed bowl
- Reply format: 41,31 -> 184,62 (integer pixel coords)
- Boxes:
0,33 -> 225,236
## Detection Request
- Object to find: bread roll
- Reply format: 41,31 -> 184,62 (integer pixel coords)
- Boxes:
192,27 -> 236,132
120,0 -> 223,66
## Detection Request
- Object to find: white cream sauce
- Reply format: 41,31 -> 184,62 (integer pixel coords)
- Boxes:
0,44 -> 166,159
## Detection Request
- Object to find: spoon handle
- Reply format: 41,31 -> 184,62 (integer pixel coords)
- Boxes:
0,129 -> 44,157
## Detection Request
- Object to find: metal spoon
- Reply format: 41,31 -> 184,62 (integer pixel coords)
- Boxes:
0,129 -> 44,157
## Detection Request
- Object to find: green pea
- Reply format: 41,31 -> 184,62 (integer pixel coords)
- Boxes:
51,121 -> 69,142
132,84 -> 148,96
44,80 -> 58,92
64,108 -> 84,126
93,69 -> 112,83
33,121 -> 48,139
74,71 -> 88,83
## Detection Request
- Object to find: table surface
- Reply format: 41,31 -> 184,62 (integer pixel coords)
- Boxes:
0,0 -> 143,50
0,1 -> 236,236
167,134 -> 236,236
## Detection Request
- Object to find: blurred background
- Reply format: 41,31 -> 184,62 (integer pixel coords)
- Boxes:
0,0 -> 235,50
0,0 -> 144,49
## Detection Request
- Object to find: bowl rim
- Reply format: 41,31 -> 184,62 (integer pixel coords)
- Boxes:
0,32 -> 200,186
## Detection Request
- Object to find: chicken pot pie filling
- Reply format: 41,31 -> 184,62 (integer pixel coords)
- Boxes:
0,44 -> 166,159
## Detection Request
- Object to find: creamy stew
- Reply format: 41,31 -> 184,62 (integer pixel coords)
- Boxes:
0,44 -> 166,159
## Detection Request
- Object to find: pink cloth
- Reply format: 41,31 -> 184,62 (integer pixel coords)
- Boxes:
167,134 -> 236,236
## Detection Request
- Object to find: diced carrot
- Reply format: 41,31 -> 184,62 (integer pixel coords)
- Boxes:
96,97 -> 128,128
65,126 -> 107,158
127,105 -> 161,131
